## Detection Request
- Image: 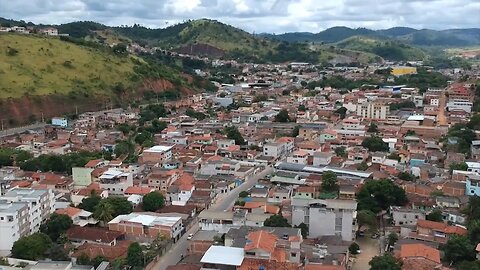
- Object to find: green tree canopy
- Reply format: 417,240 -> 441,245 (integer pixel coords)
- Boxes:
397,171 -> 416,181
357,209 -> 377,230
367,122 -> 378,133
101,197 -> 133,217
294,223 -> 308,238
274,109 -> 291,122
349,242 -> 360,255
78,194 -> 102,212
224,126 -> 246,145
321,171 -> 339,193
94,200 -> 115,224
369,254 -> 401,270
40,213 -> 73,242
426,209 -> 443,222
127,242 -> 144,267
264,214 -> 290,227
442,235 -> 476,265
357,179 -> 408,213
334,146 -> 347,158
142,192 -> 165,212
11,233 -> 53,260
362,136 -> 389,152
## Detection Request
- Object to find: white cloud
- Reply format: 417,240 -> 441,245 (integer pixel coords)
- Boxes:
0,0 -> 478,33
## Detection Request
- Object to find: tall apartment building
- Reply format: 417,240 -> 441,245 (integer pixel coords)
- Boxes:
0,201 -> 29,251
291,198 -> 357,241
356,102 -> 390,120
0,188 -> 55,251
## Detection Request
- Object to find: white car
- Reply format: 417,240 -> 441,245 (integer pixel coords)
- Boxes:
187,233 -> 194,240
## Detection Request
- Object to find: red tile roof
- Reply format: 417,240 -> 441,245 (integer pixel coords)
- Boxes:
55,207 -> 82,218
124,186 -> 154,195
400,243 -> 441,263
237,258 -> 300,270
72,240 -> 130,261
245,230 -> 277,254
66,226 -> 124,243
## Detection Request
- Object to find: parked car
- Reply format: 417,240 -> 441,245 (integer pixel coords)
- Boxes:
371,233 -> 379,239
187,233 -> 194,240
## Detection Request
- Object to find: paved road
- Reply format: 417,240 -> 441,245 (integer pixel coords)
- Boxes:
351,237 -> 380,270
150,221 -> 199,270
151,165 -> 273,270
0,122 -> 46,137
437,91 -> 448,126
211,166 -> 273,211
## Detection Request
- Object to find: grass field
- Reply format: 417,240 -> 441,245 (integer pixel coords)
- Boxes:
0,33 -> 137,98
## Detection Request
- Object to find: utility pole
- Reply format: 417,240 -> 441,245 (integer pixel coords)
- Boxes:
1,119 -> 4,131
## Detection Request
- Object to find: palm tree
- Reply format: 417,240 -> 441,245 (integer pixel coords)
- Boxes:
94,202 -> 114,226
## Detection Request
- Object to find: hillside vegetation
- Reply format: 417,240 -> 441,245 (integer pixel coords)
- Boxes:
0,34 -> 136,98
336,36 -> 427,61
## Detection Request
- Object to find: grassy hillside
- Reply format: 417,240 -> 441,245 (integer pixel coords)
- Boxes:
0,33 -> 137,98
335,36 -> 427,61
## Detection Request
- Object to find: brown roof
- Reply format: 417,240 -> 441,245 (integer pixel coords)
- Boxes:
72,241 -> 130,261
66,226 -> 124,243
237,258 -> 300,270
417,220 -> 467,235
401,258 -> 442,270
55,207 -> 82,218
305,264 -> 346,270
400,243 -> 441,263
166,264 -> 201,270
245,230 -> 277,254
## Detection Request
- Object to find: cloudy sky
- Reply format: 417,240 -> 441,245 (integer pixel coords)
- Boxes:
0,0 -> 479,33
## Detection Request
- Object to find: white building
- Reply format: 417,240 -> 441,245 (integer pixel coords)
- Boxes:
0,201 -> 29,251
98,169 -> 133,196
2,188 -> 55,235
291,198 -> 357,241
447,99 -> 473,113
312,152 -> 333,166
51,117 -> 68,127
390,207 -> 425,226
356,102 -> 390,120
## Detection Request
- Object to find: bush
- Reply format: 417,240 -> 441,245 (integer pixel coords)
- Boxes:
6,47 -> 18,56
349,242 -> 360,254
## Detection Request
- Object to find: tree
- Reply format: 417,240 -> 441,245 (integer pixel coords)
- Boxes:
362,136 -> 389,152
369,254 -> 401,270
468,219 -> 480,244
142,192 -> 165,212
334,146 -> 347,158
94,201 -> 115,225
456,261 -> 480,270
367,122 -> 378,133
321,171 -> 338,193
239,191 -> 249,198
40,213 -> 73,242
357,179 -> 408,213
274,109 -> 291,122
295,223 -> 308,238
349,242 -> 360,255
79,194 -> 101,212
47,244 -> 69,261
442,235 -> 476,264
224,126 -> 246,145
449,162 -> 468,172
298,104 -> 307,111
91,256 -> 108,268
102,197 -> 133,217
77,253 -> 92,265
357,210 -> 377,230
426,209 -> 443,222
397,171 -> 415,181
466,196 -> 480,223
264,214 -> 290,227
334,107 -> 347,119
11,233 -> 53,260
357,161 -> 368,171
291,125 -> 301,137
387,232 -> 398,247
127,242 -> 144,267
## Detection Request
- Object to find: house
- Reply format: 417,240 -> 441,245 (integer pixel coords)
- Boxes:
267,186 -> 293,204
243,230 -> 302,263
108,212 -> 183,241
435,196 -> 460,208
71,183 -> 108,206
286,150 -> 309,165
399,243 -> 441,269
188,230 -> 223,255
291,198 -> 357,241
200,245 -> 244,268
313,152 -> 333,166
98,169 -> 133,196
141,145 -> 174,165
66,226 -> 124,246
30,261 -> 93,270
465,174 -> 480,196
147,168 -> 180,191
51,117 -> 68,127
408,219 -> 468,244
38,27 -> 58,36
390,206 -> 425,226
72,240 -> 130,262
55,207 -> 97,227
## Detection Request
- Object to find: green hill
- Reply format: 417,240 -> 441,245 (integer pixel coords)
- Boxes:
335,36 -> 427,61
0,33 -> 189,99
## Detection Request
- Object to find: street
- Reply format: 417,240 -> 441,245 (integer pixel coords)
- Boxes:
150,165 -> 273,270
211,166 -> 273,211
351,237 -> 380,270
